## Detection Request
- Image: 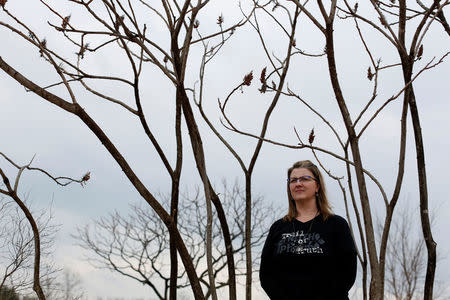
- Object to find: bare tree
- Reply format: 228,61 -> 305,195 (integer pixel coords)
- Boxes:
384,205 -> 425,300
0,199 -> 34,292
75,181 -> 276,299
383,202 -> 448,300
0,199 -> 58,296
61,269 -> 84,300
40,268 -> 85,300
0,1 -> 254,298
0,152 -> 87,300
0,285 -> 20,299
0,178 -> 47,300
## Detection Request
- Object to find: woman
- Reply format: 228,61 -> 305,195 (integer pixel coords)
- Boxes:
260,160 -> 357,300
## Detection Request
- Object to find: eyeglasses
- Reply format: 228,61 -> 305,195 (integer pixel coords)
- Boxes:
287,176 -> 317,184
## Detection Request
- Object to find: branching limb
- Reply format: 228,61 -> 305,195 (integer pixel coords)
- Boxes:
289,0 -> 325,32
0,152 -> 89,187
358,52 -> 449,138
339,0 -> 397,46
285,87 -> 345,148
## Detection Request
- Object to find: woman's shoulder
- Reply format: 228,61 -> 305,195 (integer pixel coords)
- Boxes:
271,218 -> 287,227
325,214 -> 350,226
268,217 -> 290,231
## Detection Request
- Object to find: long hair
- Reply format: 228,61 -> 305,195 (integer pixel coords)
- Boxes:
283,160 -> 333,221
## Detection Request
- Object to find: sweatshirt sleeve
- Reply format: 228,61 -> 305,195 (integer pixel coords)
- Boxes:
334,216 -> 357,297
259,221 -> 279,299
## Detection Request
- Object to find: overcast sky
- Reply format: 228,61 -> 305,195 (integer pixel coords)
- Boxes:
1,0 -> 450,299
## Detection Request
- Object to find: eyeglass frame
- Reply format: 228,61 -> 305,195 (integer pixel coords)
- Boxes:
287,175 -> 317,184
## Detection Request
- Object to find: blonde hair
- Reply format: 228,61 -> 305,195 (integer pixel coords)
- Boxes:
283,160 -> 333,221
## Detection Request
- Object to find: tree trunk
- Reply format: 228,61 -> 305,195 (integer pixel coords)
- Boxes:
406,84 -> 436,300
209,184 -> 237,300
324,24 -> 382,300
245,175 -> 252,300
169,82 -> 184,300
397,51 -> 436,300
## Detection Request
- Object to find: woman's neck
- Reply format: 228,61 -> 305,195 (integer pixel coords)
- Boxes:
295,199 -> 318,222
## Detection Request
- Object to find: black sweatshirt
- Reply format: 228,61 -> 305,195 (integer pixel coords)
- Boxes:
259,214 -> 357,300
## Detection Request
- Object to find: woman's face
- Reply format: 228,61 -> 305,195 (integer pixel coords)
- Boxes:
288,168 -> 319,203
